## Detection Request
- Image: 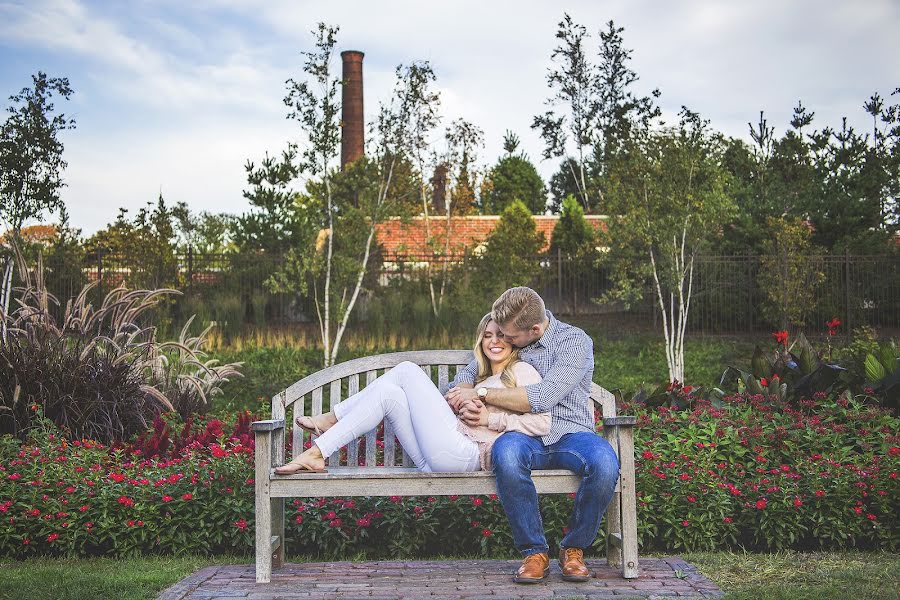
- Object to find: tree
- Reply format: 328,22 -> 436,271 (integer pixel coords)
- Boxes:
483,130 -> 547,214
551,194 -> 597,257
473,199 -> 546,294
548,157 -> 585,213
532,14 -> 598,211
757,216 -> 825,329
533,16 -> 658,213
85,194 -> 181,290
605,108 -> 734,382
0,72 -> 75,341
550,195 -> 599,314
234,148 -> 311,255
267,29 -> 439,366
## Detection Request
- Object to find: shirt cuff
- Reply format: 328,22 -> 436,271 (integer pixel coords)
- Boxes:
525,383 -> 547,413
487,412 -> 504,431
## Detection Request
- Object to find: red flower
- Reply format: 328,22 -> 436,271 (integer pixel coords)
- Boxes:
772,331 -> 789,346
815,490 -> 825,498
181,493 -> 193,501
759,378 -> 769,387
109,473 -> 126,483
482,528 -> 493,537
686,495 -> 697,503
472,498 -> 483,507
755,499 -> 768,510
234,518 -> 248,531
47,533 -> 59,542
64,486 -> 75,494
826,318 -> 841,336
723,517 -> 733,524
127,520 -> 135,527
161,495 -> 173,503
329,518 -> 342,527
889,447 -> 900,456
7,473 -> 21,481
681,520 -> 690,527
793,498 -> 803,508
642,451 -> 654,459
117,496 -> 135,507
357,517 -> 371,527
295,515 -> 303,524
866,514 -> 877,521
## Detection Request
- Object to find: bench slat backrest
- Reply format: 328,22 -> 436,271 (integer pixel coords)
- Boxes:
275,350 -> 615,467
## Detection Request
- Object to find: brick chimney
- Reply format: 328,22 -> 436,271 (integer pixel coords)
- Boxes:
340,50 -> 365,169
431,163 -> 449,215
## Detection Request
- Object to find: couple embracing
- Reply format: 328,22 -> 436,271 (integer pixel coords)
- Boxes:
275,287 -> 620,584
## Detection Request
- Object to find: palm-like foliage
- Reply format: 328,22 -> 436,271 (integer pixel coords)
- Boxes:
0,251 -> 241,442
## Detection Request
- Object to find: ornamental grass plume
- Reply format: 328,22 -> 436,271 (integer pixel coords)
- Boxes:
0,249 -> 241,443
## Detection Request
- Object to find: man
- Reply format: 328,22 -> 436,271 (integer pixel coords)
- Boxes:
446,286 -> 619,584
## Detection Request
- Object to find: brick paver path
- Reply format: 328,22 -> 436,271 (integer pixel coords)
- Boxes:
158,557 -> 723,599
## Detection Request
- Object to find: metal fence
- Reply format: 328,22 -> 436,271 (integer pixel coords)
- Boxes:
34,249 -> 900,335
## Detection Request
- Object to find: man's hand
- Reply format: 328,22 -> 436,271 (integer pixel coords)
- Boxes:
445,386 -> 479,413
458,398 -> 488,427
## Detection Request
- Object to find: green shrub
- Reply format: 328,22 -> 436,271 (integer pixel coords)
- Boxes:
2,389 -> 896,559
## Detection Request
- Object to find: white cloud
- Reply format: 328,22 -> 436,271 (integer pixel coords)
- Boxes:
1,0 -> 897,234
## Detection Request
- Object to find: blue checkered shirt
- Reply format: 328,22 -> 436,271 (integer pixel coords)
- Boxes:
451,311 -> 595,445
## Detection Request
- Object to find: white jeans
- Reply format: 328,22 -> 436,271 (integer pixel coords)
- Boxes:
312,361 -> 480,472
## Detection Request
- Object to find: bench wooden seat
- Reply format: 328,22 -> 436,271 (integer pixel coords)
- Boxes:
252,350 -> 639,583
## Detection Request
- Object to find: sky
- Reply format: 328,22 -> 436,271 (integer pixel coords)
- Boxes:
1,0 -> 898,236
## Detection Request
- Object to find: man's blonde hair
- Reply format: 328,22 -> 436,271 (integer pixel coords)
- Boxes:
492,287 -> 546,331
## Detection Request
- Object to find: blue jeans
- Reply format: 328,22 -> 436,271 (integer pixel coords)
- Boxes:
492,431 -> 619,556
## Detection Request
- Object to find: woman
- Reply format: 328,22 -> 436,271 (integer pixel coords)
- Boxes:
275,314 -> 548,474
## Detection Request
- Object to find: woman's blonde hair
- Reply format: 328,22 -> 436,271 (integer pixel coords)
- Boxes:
473,313 -> 520,387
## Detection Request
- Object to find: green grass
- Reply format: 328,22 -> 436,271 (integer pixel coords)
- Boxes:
2,551 -> 897,600
0,555 -> 241,600
210,334 -> 760,413
685,550 -> 900,600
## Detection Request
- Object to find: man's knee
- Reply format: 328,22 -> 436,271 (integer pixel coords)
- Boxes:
580,435 -> 619,479
491,433 -> 534,474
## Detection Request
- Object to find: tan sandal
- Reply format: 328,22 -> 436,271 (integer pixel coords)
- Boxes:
295,414 -> 331,436
274,456 -> 327,475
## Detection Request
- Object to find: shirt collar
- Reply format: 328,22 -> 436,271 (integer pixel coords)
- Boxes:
522,310 -> 556,352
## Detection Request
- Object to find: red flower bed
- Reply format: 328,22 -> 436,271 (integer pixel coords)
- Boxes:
1,391 -> 897,558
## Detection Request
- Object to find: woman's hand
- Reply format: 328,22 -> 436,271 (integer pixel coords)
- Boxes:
459,399 -> 488,427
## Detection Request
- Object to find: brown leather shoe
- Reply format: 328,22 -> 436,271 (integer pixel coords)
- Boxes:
559,547 -> 590,582
513,552 -> 550,584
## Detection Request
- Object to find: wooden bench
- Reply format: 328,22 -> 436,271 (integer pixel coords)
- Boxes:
252,350 -> 639,583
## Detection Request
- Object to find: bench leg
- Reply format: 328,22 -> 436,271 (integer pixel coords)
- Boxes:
618,426 -> 640,579
272,497 -> 285,569
602,426 -> 624,570
255,431 -> 273,583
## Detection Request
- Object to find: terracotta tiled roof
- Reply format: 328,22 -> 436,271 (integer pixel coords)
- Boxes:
0,224 -> 59,246
375,215 -> 607,258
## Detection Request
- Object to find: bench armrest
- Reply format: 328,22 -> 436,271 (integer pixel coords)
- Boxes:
602,416 -> 636,427
252,419 -> 285,432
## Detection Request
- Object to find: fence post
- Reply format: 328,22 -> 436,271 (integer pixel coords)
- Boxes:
844,249 -> 852,338
187,245 -> 194,295
97,248 -> 104,299
557,247 -> 562,311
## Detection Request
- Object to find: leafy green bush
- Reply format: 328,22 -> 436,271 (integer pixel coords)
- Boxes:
2,388 -> 896,558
